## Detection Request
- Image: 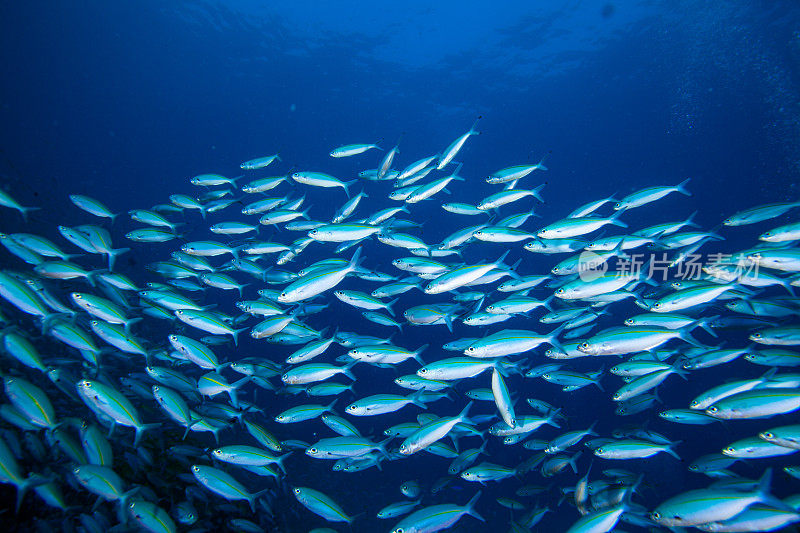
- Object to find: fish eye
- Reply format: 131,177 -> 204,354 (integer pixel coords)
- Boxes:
580,343 -> 589,349
763,432 -> 773,439
309,448 -> 317,453
653,303 -> 661,308
293,488 -> 300,494
652,512 -> 661,520
419,369 -> 427,374
708,406 -> 718,413
724,447 -> 734,453
192,466 -> 199,471
596,448 -> 604,453
347,405 -> 356,410
556,289 -> 564,294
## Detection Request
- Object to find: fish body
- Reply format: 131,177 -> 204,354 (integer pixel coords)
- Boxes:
191,465 -> 266,512
437,118 -> 480,169
241,154 -> 280,169
293,486 -> 355,523
399,402 -> 474,455
389,490 -> 484,532
614,179 -> 691,210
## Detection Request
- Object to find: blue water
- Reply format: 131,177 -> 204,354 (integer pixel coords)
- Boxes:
1,1 -> 800,531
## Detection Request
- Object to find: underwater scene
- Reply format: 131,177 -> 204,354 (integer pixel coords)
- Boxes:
2,1 -> 800,532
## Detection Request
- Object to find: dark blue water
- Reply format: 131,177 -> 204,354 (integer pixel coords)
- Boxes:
1,1 -> 800,532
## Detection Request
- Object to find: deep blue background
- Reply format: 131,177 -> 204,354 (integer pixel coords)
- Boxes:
1,1 -> 800,531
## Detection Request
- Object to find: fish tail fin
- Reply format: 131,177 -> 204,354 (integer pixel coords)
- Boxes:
782,280 -> 796,296
757,467 -> 773,500
697,315 -> 720,338
531,183 -> 546,202
533,150 -> 552,170
610,210 -> 628,228
470,116 -> 482,135
211,426 -> 222,445
276,451 -> 292,474
16,474 -> 48,513
685,210 -> 700,228
85,269 -> 104,287
548,323 -> 567,352
665,440 -> 682,460
133,423 -> 160,447
569,451 -> 583,473
676,178 -> 692,196
679,325 -> 707,349
325,398 -> 338,413
231,376 -> 252,391
755,468 -> 795,512
378,437 -> 394,458
443,314 -> 453,333
458,401 -> 475,424
123,317 -> 144,335
410,390 -> 428,409
116,487 -> 140,524
237,283 -> 250,298
348,246 -> 364,271
108,248 -> 130,271
342,179 -> 358,198
547,408 -> 563,428
248,488 -> 270,513
495,250 -> 511,268
343,361 -> 358,381
671,361 -> 690,381
232,327 -> 247,346
414,344 -> 429,365
466,490 -> 485,521
19,205 -> 41,223
385,297 -> 399,317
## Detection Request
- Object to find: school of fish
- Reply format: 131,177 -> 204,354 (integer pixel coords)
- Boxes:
1,117 -> 800,532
